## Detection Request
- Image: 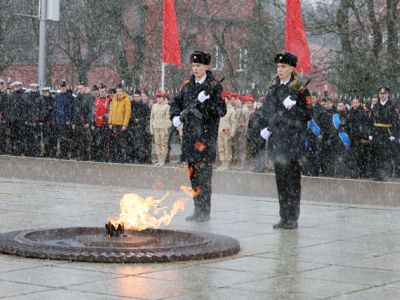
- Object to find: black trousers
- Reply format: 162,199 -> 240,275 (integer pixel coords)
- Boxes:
55,124 -> 71,159
72,126 -> 90,160
109,126 -> 127,163
9,121 -> 26,156
371,138 -> 393,181
251,141 -> 266,173
188,161 -> 213,216
42,124 -> 57,158
0,123 -> 8,154
304,138 -> 321,176
274,160 -> 301,223
25,124 -> 41,157
92,126 -> 110,162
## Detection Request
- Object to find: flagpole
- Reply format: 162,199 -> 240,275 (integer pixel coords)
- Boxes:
161,62 -> 165,92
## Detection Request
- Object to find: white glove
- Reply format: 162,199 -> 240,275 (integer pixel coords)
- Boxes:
283,96 -> 297,109
173,116 -> 182,128
260,127 -> 272,140
198,91 -> 210,103
368,135 -> 373,141
389,136 -> 395,141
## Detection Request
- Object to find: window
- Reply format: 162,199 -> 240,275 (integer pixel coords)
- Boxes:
237,48 -> 247,72
213,45 -> 224,70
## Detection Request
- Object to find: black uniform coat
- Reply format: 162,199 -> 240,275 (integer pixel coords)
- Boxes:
371,100 -> 399,141
170,70 -> 226,163
346,107 -> 372,145
28,91 -> 42,124
0,91 -> 7,122
73,93 -> 93,125
5,89 -> 28,123
40,95 -> 55,124
259,74 -> 311,164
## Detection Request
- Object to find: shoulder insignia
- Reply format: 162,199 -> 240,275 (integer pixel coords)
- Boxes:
305,95 -> 312,105
180,79 -> 190,91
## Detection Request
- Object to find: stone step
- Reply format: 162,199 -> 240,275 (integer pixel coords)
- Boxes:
0,155 -> 399,206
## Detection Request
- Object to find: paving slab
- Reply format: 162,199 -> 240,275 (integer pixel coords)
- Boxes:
0,175 -> 399,299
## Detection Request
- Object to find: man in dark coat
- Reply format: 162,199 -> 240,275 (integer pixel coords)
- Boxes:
72,83 -> 93,160
370,86 -> 399,181
319,99 -> 339,177
5,82 -> 29,156
303,94 -> 323,176
40,87 -> 57,158
127,90 -> 150,164
0,80 -> 8,154
258,51 -> 311,229
53,81 -> 74,159
26,84 -> 42,157
170,50 -> 226,222
346,97 -> 373,178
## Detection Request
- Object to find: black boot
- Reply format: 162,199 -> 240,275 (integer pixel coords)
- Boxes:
195,199 -> 211,222
186,206 -> 200,222
272,219 -> 286,229
283,220 -> 298,229
196,211 -> 210,222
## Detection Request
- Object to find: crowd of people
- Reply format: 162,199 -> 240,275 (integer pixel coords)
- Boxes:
0,78 -> 399,182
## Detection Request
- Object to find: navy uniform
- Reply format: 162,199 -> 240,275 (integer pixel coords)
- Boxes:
370,87 -> 399,181
259,51 -> 311,229
170,51 -> 226,222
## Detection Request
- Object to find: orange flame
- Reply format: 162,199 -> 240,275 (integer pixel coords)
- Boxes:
108,193 -> 186,231
180,185 -> 201,198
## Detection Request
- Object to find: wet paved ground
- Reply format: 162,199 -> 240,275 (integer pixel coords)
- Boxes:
1,178 -> 400,299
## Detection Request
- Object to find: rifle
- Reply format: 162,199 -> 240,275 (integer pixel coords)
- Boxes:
167,76 -> 225,141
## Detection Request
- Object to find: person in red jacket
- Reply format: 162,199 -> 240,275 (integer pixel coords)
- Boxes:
91,84 -> 111,161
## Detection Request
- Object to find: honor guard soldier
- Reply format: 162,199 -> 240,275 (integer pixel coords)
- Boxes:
259,51 -> 312,229
170,50 -> 226,222
370,86 -> 399,181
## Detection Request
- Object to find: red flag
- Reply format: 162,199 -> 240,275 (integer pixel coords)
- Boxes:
162,0 -> 182,68
284,0 -> 311,73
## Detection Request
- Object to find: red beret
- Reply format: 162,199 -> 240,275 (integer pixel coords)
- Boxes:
240,94 -> 254,102
230,93 -> 238,99
156,91 -> 166,97
221,91 -> 230,99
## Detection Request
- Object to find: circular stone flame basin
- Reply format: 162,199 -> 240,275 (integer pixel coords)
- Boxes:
0,227 -> 240,263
